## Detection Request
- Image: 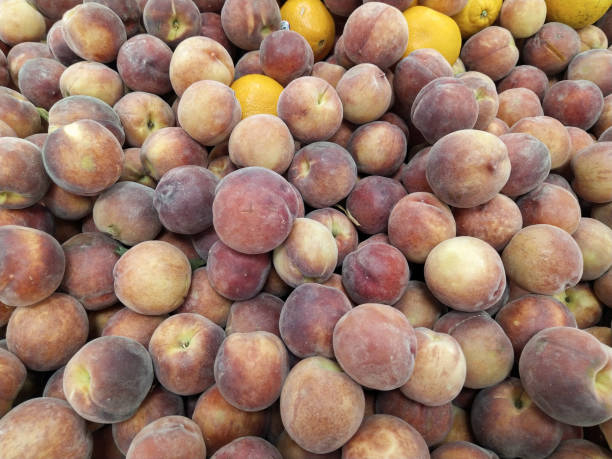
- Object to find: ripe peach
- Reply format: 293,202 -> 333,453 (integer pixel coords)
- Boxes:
522,22 -> 581,75
543,79 -> 604,130
226,293 -> 283,336
142,0 -> 202,48
17,57 -> 64,110
497,64 -> 549,101
517,183 -> 581,234
0,0 -> 46,46
220,0 -> 281,51
260,29 -> 313,86
567,49 -> 612,97
102,308 -> 166,348
347,120 -> 406,176
571,141 -> 612,203
510,116 -> 572,169
460,26 -> 519,81
117,34 -> 172,95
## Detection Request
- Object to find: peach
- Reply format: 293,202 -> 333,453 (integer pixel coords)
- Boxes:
431,441 -> 499,459
510,116 -> 572,169
572,217 -> 612,280
87,304 -> 123,339
572,49 -> 612,99
311,61 -> 346,88
346,175 -> 407,234
499,132 -> 551,197
126,415 -> 207,459
112,385 -> 184,454
435,311 -> 514,389
443,406 -> 474,444
177,266 -> 231,326
496,88 -> 543,128
342,2 -> 408,69
102,308 -> 166,348
0,225 -> 65,307
497,64 -> 549,101
280,356 -> 364,454
260,29 -> 313,86
419,0 -> 467,15
594,94 -> 612,138
63,335 -> 154,423
60,61 -> 124,107
335,63 -> 392,125
263,265 -> 292,299
212,167 -> 300,254
208,155 -> 237,179
62,3 -> 126,63
276,429 -> 342,458
117,34 -> 172,95
113,240 -> 191,315
0,87 -> 41,138
549,439 -> 612,458
82,0 -> 140,37
554,283 -> 603,329
211,436 -> 282,459
226,293 -> 283,336
427,129 -> 510,208
411,77 -> 478,144
543,79 -> 604,130
46,20 -> 81,66
42,185 -> 93,221
0,347 -> 26,416
460,26 -> 519,81
149,312 -> 225,396
456,71 -> 499,130
227,114 -> 293,174
279,283 -> 351,358
306,207 -> 358,267
17,57 -> 64,110
347,121 -> 406,176
200,12 -> 235,57
234,50 -> 263,79
342,414 -> 429,458
517,183 -> 581,234
220,0 -> 281,51
0,0 -> 46,46
191,384 -> 268,455
400,328 -> 466,406
142,0 -> 201,48
169,36 -> 234,97
0,397 -> 92,459
502,224 -> 583,295
277,76 -> 343,143
288,141 -> 357,208
520,326 -> 612,426
6,41 -> 53,88
578,25 -> 609,51
120,147 -> 155,188
496,294 -> 576,359
93,181 -> 161,246
0,204 -> 53,234
499,0 -> 546,39
522,22 -> 581,75
401,147 -> 432,194
393,281 -> 446,329
571,141 -> 612,203
471,377 -> 564,458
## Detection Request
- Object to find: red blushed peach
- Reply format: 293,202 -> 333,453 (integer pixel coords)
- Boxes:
333,303 -> 416,390
142,0 -> 201,48
485,118 -> 510,136
6,42 -> 52,90
228,114 -> 294,174
324,0 -> 360,17
82,0 -> 140,37
226,293 -> 283,336
402,147 -> 432,194
431,441 -> 499,459
126,415 -> 207,459
460,26 -> 519,81
456,71 -> 499,130
42,184 -> 93,221
63,335 -> 154,423
0,225 -> 65,307
346,175 -> 407,235
279,283 -> 352,359
549,439 -> 612,458
453,194 -> 522,251
200,12 -> 235,57
499,132 -> 551,197
311,61 -> 346,88
426,129 -> 511,208
260,29 -> 313,86
306,207 -> 358,267
0,0 -> 46,46
520,326 -> 612,426
0,397 -> 92,459
288,141 -> 357,209
496,88 -> 543,128
276,430 -> 342,459
593,95 -> 612,138
280,356 -> 365,455
102,308 -> 166,349
510,116 -> 572,169
93,181 -> 161,246
573,218 -> 612,281
234,50 -> 263,79
393,281 -> 446,329
567,49 -> 612,97
211,436 -> 282,459
543,79 -> 604,131
411,77 -> 479,145
425,236 -> 506,312
215,331 -> 288,411
341,242 -> 410,305
177,267 -> 231,326
0,347 -> 26,416
62,3 -> 127,63
42,119 -> 124,196
0,87 -> 41,138
522,22 -> 581,75
342,414 -> 430,459
502,224 -> 583,295
388,192 -> 456,263
471,377 -> 564,458
0,138 -> 49,210
0,204 -> 54,234
342,2 -> 408,69
169,36 -> 234,97
191,384 -> 268,456
6,293 -> 88,371
347,121 -> 406,176
277,76 -> 344,144
111,385 -> 184,455
517,183 -> 582,234
149,313 -> 225,396
60,61 -> 125,107
263,266 -> 292,299
220,0 -> 280,51
571,142 -> 612,203
17,57 -> 64,111
212,167 -> 300,254
113,240 -> 192,315
46,20 -> 81,67
117,34 -> 172,95
498,64 -> 549,101
400,328 -> 466,407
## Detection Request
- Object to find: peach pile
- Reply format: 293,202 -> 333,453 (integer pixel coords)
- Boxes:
2,0 -> 612,457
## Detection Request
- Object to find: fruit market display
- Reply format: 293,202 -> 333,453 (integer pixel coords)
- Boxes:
4,0 -> 612,457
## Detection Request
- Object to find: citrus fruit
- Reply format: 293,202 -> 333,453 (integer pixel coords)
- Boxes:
452,0 -> 503,38
280,0 -> 335,61
402,5 -> 463,65
230,74 -> 284,119
545,0 -> 612,29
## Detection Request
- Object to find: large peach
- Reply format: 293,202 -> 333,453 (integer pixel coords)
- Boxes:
347,120 -> 406,176
522,22 -> 581,75
499,0 -> 546,39
517,183 -> 581,234
497,65 -> 549,101
117,34 -> 172,95
499,132 -> 551,197
60,61 -> 124,107
567,49 -> 612,97
142,0 -> 202,48
460,26 -> 519,81
571,141 -> 612,203
0,0 -> 46,46
260,29 -> 313,86
510,115 -> 572,169
220,0 -> 281,51
543,79 -> 604,131
17,57 -> 65,111
496,88 -> 543,128
573,217 -> 612,281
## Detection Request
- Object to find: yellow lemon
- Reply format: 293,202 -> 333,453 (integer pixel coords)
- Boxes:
281,0 -> 335,61
452,0 -> 502,38
230,74 -> 284,119
545,0 -> 612,29
402,5 -> 463,65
